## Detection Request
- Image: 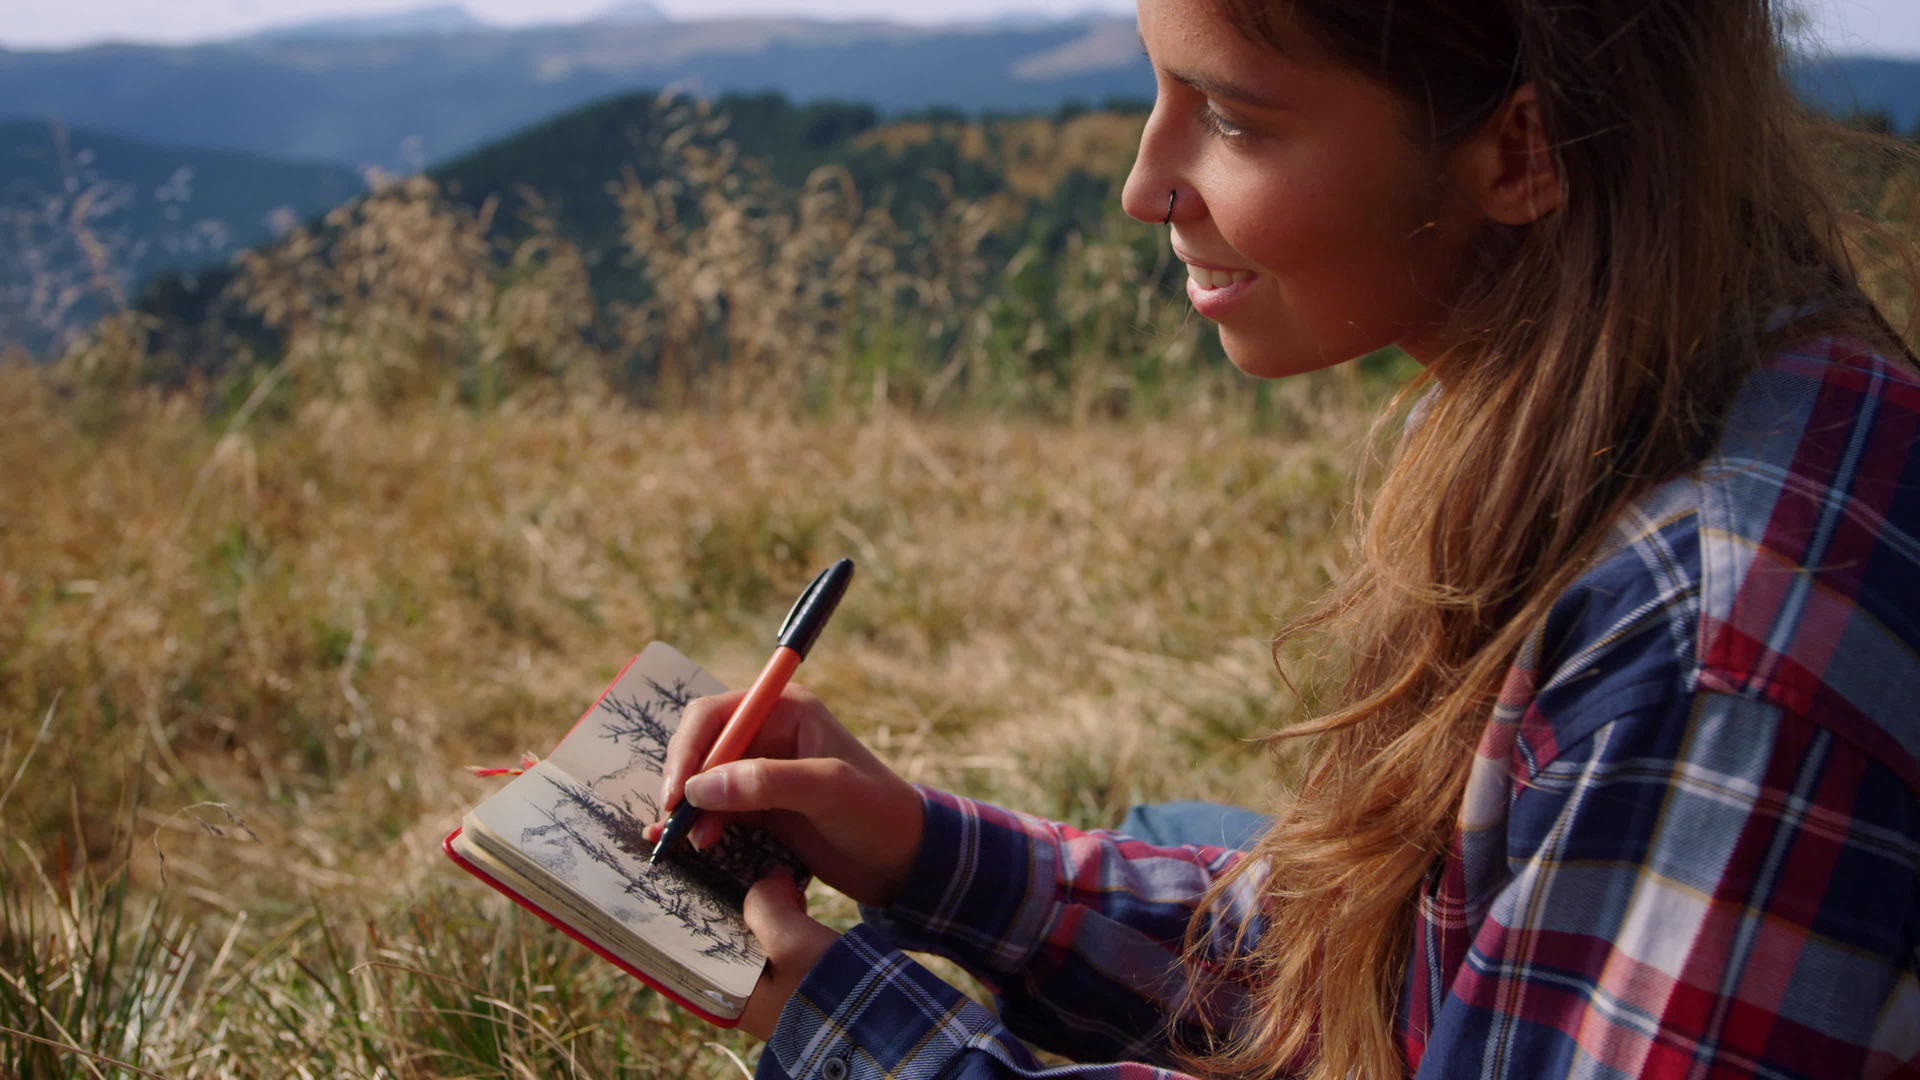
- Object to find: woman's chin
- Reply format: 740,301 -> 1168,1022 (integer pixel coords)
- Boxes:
1217,328 -> 1356,380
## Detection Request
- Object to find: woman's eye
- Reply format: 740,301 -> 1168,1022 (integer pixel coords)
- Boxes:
1197,103 -> 1249,140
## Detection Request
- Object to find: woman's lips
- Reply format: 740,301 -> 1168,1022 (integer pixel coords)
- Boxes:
1183,262 -> 1257,318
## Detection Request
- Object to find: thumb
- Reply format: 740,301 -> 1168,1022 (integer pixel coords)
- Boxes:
682,756 -> 853,817
741,871 -> 833,961
738,871 -> 839,1040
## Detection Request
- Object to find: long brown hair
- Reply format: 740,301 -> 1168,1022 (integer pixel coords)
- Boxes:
1184,2 -> 1917,1078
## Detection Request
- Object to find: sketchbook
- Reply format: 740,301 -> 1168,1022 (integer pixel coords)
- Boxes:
444,642 -> 804,1026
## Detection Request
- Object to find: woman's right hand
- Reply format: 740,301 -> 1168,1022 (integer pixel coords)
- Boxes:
648,684 -> 923,909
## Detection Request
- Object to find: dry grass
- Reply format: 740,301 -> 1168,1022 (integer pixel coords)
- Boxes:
0,350 -> 1381,1075
2,369 -> 1376,868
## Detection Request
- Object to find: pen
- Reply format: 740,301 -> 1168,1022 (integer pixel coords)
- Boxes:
649,558 -> 854,865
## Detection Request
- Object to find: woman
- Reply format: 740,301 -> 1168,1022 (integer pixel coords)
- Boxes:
650,0 -> 1920,1075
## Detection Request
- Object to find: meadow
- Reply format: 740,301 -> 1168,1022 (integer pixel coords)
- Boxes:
0,102 -> 1395,1078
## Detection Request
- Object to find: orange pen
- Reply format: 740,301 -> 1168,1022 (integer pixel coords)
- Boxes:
648,558 -> 854,864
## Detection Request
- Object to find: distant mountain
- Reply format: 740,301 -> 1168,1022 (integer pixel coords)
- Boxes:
244,4 -> 492,42
0,120 -> 360,350
590,2 -> 671,25
1794,55 -> 1920,134
0,16 -> 1152,172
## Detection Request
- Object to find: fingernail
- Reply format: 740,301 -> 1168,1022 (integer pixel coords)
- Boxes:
683,771 -> 724,808
692,817 -> 723,851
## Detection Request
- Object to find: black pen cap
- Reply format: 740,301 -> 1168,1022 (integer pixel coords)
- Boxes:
776,558 -> 854,659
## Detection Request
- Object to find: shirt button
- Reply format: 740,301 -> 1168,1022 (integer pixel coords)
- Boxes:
821,1057 -> 850,1080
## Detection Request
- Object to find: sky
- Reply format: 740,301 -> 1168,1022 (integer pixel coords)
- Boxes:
3,0 -> 1918,56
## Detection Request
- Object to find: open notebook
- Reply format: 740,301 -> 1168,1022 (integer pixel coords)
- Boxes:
445,642 -> 805,1026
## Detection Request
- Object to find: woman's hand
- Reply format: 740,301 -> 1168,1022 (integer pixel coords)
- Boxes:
735,869 -> 839,1040
650,684 -> 924,909
649,685 -> 923,1038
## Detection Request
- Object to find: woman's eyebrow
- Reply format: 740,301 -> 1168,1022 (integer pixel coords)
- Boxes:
1167,68 -> 1287,109
1136,28 -> 1290,110
1137,30 -> 1288,109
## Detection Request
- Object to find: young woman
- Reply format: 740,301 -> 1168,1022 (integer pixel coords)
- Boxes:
648,0 -> 1920,1076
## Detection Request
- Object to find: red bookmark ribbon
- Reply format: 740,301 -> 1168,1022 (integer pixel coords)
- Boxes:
467,753 -> 540,778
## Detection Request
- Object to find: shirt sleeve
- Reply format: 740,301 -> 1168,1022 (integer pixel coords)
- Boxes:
1417,690 -> 1920,1078
755,924 -> 1200,1080
757,787 -> 1259,1080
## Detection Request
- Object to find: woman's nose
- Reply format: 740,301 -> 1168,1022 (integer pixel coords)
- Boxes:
1120,114 -> 1192,226
1122,179 -> 1193,228
1120,165 -> 1173,225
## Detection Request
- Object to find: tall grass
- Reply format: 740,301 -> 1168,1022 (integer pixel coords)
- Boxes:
1,814 -> 761,1077
0,386 -> 1378,1075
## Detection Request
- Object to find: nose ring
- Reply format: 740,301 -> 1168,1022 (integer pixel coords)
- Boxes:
1163,190 -> 1176,226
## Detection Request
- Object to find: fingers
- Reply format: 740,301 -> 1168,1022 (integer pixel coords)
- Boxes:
690,812 -> 729,852
682,755 -> 858,818
660,689 -> 747,812
653,687 -> 921,906
738,871 -> 838,1041
661,684 -> 835,813
741,871 -> 823,955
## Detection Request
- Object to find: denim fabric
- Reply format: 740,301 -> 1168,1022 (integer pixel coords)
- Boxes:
1114,801 -> 1267,851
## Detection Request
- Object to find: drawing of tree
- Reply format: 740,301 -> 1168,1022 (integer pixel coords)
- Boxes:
645,674 -> 699,713
537,772 -> 767,968
597,691 -> 674,769
506,656 -> 808,975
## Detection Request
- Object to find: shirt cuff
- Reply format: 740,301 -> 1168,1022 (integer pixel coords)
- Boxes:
860,787 -> 1062,981
758,922 -> 1015,1080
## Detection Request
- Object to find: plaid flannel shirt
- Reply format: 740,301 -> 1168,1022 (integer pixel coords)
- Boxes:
757,337 -> 1920,1080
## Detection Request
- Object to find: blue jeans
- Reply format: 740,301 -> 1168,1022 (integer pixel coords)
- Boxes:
1115,800 -> 1267,851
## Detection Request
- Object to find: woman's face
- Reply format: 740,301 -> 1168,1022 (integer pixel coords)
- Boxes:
1124,0 -> 1488,377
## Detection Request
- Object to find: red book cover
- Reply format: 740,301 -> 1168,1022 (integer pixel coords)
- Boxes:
443,825 -> 743,1027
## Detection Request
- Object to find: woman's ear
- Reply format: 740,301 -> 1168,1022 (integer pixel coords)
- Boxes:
1456,84 -> 1563,227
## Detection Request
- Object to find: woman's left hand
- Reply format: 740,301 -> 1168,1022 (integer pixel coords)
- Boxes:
737,869 -> 840,1040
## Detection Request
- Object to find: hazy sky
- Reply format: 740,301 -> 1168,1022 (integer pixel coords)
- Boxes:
5,0 -> 1918,55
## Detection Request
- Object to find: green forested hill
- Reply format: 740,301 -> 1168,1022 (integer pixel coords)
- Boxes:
134,90 -> 1153,348
428,92 -> 1024,296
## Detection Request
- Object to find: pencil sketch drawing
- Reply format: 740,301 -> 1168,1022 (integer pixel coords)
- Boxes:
479,646 -> 810,975
528,771 -> 760,965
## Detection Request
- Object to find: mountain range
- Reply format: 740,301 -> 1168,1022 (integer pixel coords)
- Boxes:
1795,54 -> 1920,132
0,14 -> 1149,173
242,2 -> 670,42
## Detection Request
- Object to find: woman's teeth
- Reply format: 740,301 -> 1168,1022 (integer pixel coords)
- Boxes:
1185,264 -> 1254,290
